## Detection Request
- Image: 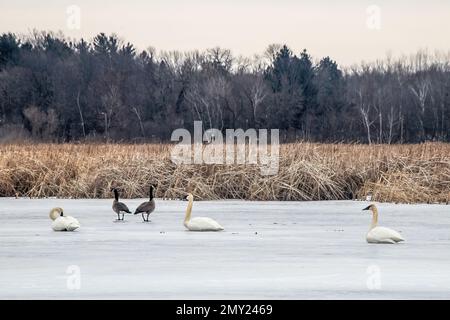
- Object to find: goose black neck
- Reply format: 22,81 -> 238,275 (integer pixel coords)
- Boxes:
149,186 -> 154,200
114,189 -> 119,201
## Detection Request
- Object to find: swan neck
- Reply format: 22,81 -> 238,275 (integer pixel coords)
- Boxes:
114,190 -> 119,201
370,207 -> 378,229
184,197 -> 193,225
149,186 -> 154,200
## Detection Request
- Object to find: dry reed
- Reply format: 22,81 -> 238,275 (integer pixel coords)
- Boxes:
0,142 -> 449,203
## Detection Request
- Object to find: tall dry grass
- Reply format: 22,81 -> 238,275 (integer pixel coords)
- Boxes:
0,142 -> 449,203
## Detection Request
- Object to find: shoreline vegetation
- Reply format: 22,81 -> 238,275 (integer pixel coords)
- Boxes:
0,142 -> 449,204
1,32 -> 450,144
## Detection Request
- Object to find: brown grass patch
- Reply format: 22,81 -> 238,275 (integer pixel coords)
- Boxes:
0,142 -> 449,203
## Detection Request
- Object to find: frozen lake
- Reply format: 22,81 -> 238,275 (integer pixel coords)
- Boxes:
0,198 -> 449,299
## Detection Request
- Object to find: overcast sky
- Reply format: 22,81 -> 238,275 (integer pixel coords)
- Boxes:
1,0 -> 449,65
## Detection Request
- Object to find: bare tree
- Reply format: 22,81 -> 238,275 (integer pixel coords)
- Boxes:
357,89 -> 375,144
185,75 -> 231,130
241,74 -> 268,127
23,106 -> 59,140
101,84 -> 122,140
76,89 -> 86,139
132,106 -> 145,138
410,78 -> 430,140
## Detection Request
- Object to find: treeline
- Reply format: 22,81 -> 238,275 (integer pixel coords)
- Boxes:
0,31 -> 449,143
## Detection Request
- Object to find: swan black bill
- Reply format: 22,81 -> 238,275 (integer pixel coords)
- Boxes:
362,205 -> 371,211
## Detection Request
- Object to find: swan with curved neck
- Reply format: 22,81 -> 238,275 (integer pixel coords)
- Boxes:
183,193 -> 224,231
363,204 -> 404,244
49,207 -> 80,231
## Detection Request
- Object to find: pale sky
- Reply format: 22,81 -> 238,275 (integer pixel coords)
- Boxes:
1,0 -> 449,65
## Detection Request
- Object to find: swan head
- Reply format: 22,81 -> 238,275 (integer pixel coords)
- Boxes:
49,207 -> 64,220
362,204 -> 377,212
186,193 -> 194,202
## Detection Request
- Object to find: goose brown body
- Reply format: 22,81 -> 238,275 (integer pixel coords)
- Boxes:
112,188 -> 131,220
134,185 -> 156,222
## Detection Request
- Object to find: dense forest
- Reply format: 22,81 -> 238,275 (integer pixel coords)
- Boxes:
0,31 -> 449,143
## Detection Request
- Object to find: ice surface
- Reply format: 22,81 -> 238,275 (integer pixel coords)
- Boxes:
1,198 -> 449,299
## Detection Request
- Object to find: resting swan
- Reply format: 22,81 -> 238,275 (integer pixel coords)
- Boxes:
184,193 -> 224,231
363,204 -> 404,244
49,207 -> 80,231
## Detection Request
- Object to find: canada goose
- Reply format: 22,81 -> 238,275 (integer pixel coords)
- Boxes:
183,193 -> 224,231
363,204 -> 405,244
111,188 -> 131,221
49,207 -> 80,231
134,185 -> 156,222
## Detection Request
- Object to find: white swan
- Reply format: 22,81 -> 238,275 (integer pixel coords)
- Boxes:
49,207 -> 80,231
363,204 -> 404,244
183,194 -> 224,231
